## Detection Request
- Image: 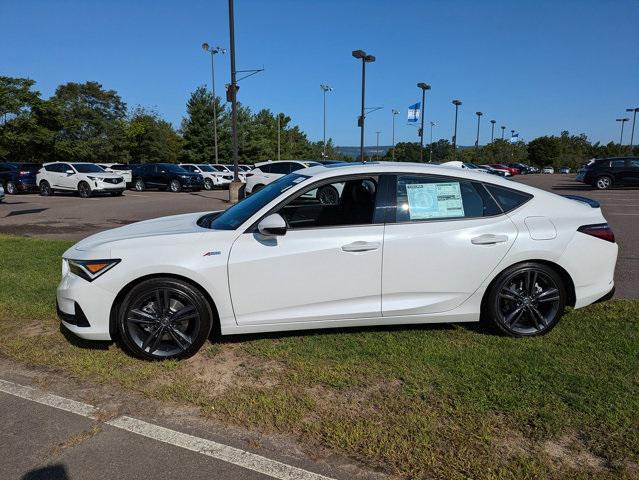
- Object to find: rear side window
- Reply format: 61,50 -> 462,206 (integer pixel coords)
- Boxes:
258,164 -> 272,173
395,175 -> 501,222
484,184 -> 532,213
290,163 -> 305,172
628,159 -> 639,169
269,162 -> 291,174
610,160 -> 625,169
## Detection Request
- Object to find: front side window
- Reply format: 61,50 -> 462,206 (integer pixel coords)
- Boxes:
276,176 -> 379,229
269,162 -> 291,174
181,165 -> 196,172
627,159 -> 639,169
197,165 -> 215,172
395,175 -> 501,222
610,160 -> 625,169
72,164 -> 104,173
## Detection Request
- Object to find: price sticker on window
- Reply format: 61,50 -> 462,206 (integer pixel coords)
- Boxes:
405,182 -> 465,219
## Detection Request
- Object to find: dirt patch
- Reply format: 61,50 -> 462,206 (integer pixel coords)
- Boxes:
542,434 -> 606,470
19,322 -> 48,338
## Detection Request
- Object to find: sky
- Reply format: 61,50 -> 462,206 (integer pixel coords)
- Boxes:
1,0 -> 638,147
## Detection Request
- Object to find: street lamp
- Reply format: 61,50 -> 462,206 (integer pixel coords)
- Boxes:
226,0 -> 242,203
626,108 -> 639,149
501,125 -> 506,140
429,121 -> 436,163
490,120 -> 496,143
391,109 -> 399,160
375,131 -> 381,160
201,43 -> 226,164
320,84 -> 333,158
451,99 -> 462,160
616,118 -> 630,145
475,111 -> 483,150
417,82 -> 431,162
352,49 -> 376,162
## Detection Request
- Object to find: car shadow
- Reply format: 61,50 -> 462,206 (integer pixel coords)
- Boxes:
22,464 -> 70,480
59,324 -> 112,351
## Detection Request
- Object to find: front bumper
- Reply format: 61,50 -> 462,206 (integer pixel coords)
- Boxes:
57,270 -> 115,340
91,180 -> 126,192
17,179 -> 38,192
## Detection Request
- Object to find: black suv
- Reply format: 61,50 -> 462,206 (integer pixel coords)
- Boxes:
0,162 -> 42,194
132,163 -> 204,192
576,157 -> 639,190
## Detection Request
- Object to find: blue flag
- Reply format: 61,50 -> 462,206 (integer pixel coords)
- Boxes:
408,102 -> 421,123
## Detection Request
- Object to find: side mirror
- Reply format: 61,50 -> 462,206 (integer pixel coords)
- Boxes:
66,170 -> 74,175
257,213 -> 287,236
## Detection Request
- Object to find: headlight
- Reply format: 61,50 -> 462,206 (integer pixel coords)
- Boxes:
67,259 -> 120,282
87,176 -> 98,180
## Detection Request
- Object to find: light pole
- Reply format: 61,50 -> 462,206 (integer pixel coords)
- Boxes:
226,0 -> 242,202
375,131 -> 381,160
391,109 -> 399,160
417,83 -> 431,162
501,125 -> 506,140
201,43 -> 226,163
490,120 -> 496,143
277,113 -> 281,161
616,118 -> 629,146
475,111 -> 483,150
352,50 -> 376,163
320,84 -> 333,157
451,99 -> 462,160
626,108 -> 639,149
429,121 -> 436,163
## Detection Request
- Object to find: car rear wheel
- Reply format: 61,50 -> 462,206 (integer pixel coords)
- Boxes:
6,181 -> 17,195
595,175 -> 612,190
317,184 -> 340,205
117,278 -> 213,360
39,181 -> 52,196
78,181 -> 92,198
169,179 -> 182,192
134,179 -> 145,191
252,184 -> 264,194
483,262 -> 566,337
204,178 -> 214,190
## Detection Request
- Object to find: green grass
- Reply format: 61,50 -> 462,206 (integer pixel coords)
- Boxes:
0,234 -> 637,479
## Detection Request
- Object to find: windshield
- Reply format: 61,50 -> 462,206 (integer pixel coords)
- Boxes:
210,174 -> 308,230
211,165 -> 229,172
73,164 -> 105,173
162,164 -> 188,173
197,165 -> 215,172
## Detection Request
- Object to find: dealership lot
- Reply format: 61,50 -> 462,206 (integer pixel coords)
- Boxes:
0,173 -> 637,298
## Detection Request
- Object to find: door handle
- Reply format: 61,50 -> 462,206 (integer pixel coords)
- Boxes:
471,234 -> 508,245
341,241 -> 380,252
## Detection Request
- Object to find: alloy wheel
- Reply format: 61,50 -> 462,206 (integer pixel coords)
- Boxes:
78,182 -> 91,198
125,287 -> 201,358
204,179 -> 213,190
6,182 -> 16,194
170,180 -> 181,192
596,176 -> 611,190
495,268 -> 562,335
317,185 -> 340,205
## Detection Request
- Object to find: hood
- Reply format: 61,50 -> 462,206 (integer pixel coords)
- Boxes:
68,211 -> 215,255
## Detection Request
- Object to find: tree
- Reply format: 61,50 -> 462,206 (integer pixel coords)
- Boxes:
127,107 -> 182,163
52,81 -> 129,162
527,136 -> 561,167
181,86 -> 226,163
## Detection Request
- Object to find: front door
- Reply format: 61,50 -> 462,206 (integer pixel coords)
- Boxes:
56,163 -> 76,190
228,176 -> 384,325
382,174 -> 518,316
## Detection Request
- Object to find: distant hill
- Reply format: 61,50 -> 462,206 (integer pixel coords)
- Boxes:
335,146 -> 392,158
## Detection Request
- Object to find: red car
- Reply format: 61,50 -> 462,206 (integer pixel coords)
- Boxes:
489,163 -> 519,176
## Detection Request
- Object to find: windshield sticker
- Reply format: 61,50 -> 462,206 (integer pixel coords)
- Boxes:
405,182 -> 465,219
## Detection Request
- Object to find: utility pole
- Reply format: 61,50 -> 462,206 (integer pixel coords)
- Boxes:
417,83 -> 431,162
391,109 -> 399,160
626,108 -> 638,150
501,125 -> 506,140
277,113 -> 281,161
475,111 -> 483,150
616,118 -> 629,146
375,131 -> 381,160
352,50 -> 375,162
451,100 -> 462,160
226,0 -> 241,202
490,120 -> 496,143
320,84 -> 332,157
201,43 -> 226,163
429,121 -> 436,163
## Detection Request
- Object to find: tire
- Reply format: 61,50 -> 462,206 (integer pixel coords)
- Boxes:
78,181 -> 92,198
482,262 -> 566,337
134,179 -> 145,191
204,178 -> 214,191
251,184 -> 264,194
594,175 -> 612,190
316,184 -> 340,205
169,179 -> 182,192
6,181 -> 17,195
39,180 -> 52,196
117,278 -> 213,360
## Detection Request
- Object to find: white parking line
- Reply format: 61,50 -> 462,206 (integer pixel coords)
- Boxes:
0,378 -> 337,480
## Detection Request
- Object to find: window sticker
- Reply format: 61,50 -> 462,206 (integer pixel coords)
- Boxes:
404,182 -> 465,219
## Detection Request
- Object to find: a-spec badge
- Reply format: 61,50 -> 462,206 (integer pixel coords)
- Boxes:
203,251 -> 221,257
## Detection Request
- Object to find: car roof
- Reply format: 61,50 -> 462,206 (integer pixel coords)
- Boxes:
255,160 -> 321,166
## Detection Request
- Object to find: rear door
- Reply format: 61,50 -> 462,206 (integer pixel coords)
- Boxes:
381,174 -> 519,316
622,159 -> 639,185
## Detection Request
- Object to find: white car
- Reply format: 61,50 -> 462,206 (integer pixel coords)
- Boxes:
57,162 -> 617,360
210,164 -> 245,183
543,167 -> 555,174
37,162 -> 126,198
180,164 -> 230,190
96,163 -> 133,186
245,160 -> 320,194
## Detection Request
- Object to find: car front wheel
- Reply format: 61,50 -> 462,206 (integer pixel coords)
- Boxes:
204,178 -> 214,190
39,181 -> 52,196
483,262 -> 566,337
78,181 -> 91,198
134,179 -> 145,191
6,181 -> 17,195
117,278 -> 213,360
595,175 -> 612,190
169,179 -> 182,192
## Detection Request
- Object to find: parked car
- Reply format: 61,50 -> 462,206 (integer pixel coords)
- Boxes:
97,163 -> 133,186
489,164 -> 518,176
527,165 -> 540,174
559,166 -> 571,174
180,164 -> 230,190
441,161 -> 490,174
245,160 -> 320,194
542,166 -> 555,174
508,163 -> 534,174
132,163 -> 204,192
57,162 -> 617,360
210,164 -> 245,182
224,164 -> 253,174
37,162 -> 125,198
476,164 -> 508,177
576,157 -> 639,190
0,162 -> 42,194
0,184 -> 4,202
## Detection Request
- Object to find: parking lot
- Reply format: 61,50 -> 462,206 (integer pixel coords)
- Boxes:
0,174 -> 637,298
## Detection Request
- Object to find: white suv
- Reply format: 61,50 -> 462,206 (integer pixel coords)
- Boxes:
211,164 -> 245,183
245,160 -> 320,194
97,163 -> 133,186
179,164 -> 231,190
37,162 -> 126,198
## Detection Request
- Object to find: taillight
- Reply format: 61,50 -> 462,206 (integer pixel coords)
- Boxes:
577,223 -> 615,243
19,171 -> 30,175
